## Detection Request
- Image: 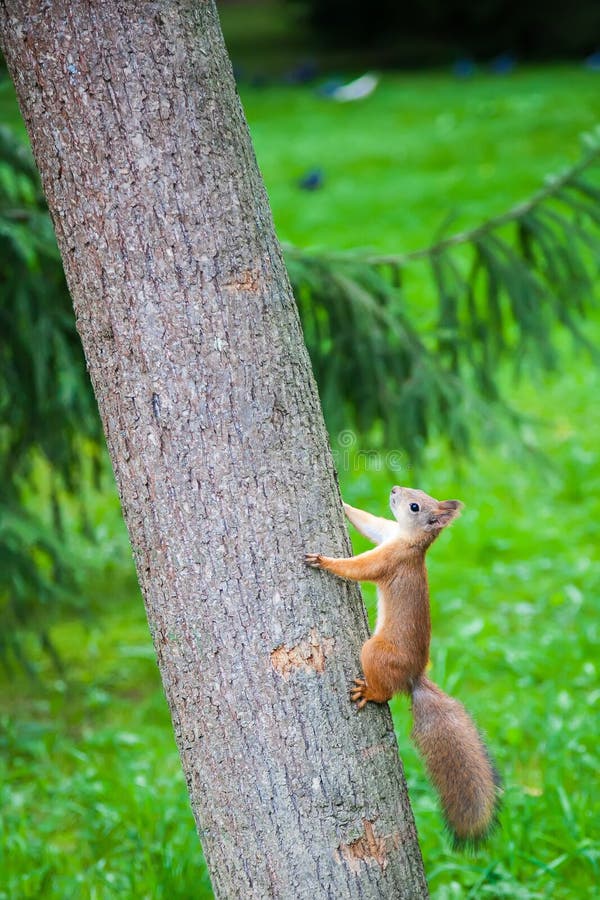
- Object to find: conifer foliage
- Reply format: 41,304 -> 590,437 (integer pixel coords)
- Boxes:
0,127 -> 103,664
286,128 -> 600,456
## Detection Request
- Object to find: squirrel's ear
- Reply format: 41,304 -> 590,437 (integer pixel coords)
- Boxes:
427,499 -> 463,530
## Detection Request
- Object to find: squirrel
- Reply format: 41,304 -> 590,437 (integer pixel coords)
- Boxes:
305,485 -> 500,846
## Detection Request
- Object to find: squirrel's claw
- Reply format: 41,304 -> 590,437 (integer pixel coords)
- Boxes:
305,553 -> 323,568
350,676 -> 368,709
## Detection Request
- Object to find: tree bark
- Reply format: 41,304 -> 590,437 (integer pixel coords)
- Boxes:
0,2 -> 428,897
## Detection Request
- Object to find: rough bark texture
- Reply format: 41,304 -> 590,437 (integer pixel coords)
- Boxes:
0,2 -> 428,897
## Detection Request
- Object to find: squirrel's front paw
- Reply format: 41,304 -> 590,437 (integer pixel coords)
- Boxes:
305,553 -> 324,569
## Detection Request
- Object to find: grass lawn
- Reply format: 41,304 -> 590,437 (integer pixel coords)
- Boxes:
245,67 -> 600,253
1,61 -> 600,899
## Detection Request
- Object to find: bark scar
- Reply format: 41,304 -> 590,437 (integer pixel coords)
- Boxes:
224,268 -> 261,293
361,742 -> 389,761
335,819 -> 397,873
270,628 -> 334,681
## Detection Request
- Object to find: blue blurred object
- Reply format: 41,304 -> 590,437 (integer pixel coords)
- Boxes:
453,57 -> 476,78
232,63 -> 245,84
317,78 -> 345,98
584,51 -> 600,71
490,52 -> 517,74
250,73 -> 269,88
284,60 -> 318,85
298,169 -> 324,191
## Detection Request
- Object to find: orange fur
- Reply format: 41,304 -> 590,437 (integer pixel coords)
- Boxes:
306,486 -> 500,845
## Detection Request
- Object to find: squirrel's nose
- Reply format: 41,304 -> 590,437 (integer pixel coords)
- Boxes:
391,485 -> 401,495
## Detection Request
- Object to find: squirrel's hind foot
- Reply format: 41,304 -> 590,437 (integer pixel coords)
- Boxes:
350,676 -> 370,709
350,675 -> 393,709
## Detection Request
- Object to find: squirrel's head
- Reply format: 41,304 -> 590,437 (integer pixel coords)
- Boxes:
390,486 -> 463,545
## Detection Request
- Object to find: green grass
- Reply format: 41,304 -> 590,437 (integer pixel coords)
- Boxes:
2,63 -> 600,898
245,67 -> 600,253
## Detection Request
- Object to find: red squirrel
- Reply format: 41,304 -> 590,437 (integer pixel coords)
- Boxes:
306,485 -> 500,846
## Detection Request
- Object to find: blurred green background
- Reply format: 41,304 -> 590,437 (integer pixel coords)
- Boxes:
1,1 -> 599,898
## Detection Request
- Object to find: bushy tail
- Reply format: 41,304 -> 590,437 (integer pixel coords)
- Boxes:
410,675 -> 501,847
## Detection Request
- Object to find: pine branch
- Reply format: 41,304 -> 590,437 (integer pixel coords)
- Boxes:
284,126 -> 600,455
0,125 -> 103,663
283,127 -> 600,268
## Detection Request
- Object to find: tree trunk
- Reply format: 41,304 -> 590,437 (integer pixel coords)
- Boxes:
0,3 -> 428,897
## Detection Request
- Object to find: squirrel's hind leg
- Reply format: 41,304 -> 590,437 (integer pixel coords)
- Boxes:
351,636 -> 411,708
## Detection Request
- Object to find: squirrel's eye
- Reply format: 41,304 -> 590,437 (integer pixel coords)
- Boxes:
410,502 -> 420,513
